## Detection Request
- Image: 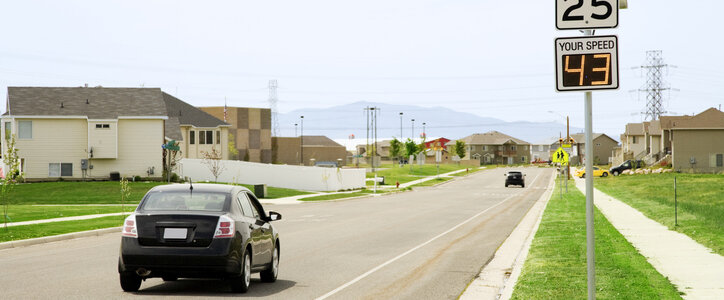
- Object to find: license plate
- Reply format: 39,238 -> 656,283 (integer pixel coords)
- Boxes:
163,228 -> 187,239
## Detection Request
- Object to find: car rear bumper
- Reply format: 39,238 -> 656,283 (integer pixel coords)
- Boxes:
119,237 -> 242,278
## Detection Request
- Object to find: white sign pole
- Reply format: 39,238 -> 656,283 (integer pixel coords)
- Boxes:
584,29 -> 596,300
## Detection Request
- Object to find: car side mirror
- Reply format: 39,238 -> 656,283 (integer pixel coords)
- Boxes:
268,211 -> 282,221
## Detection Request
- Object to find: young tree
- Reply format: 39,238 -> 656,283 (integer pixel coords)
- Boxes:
201,147 -> 226,182
1,135 -> 24,228
228,133 -> 239,160
454,140 -> 467,164
120,177 -> 131,218
404,138 -> 417,171
389,138 -> 402,167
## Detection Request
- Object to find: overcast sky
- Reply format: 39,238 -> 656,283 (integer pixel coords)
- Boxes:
2,1 -> 722,138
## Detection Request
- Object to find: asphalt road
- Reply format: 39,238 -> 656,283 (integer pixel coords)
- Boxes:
0,167 -> 554,299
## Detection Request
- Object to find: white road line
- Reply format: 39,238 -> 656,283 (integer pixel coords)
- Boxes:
316,170 -> 546,300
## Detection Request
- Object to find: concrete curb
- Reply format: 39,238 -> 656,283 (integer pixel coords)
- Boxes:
460,169 -> 556,300
0,226 -> 121,250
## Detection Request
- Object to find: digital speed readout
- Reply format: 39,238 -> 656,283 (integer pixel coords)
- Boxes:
562,53 -> 611,87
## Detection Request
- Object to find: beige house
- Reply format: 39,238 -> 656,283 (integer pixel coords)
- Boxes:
163,95 -> 230,161
199,106 -> 272,163
550,133 -> 619,165
2,87 -> 167,180
616,108 -> 724,173
447,131 -> 531,165
272,135 -> 347,166
355,139 -> 392,160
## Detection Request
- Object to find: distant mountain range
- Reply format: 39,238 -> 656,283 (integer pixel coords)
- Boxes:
276,101 -> 583,144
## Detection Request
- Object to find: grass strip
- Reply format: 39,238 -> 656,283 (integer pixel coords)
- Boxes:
595,173 -> 724,256
2,205 -> 137,223
407,177 -> 452,187
237,184 -> 314,199
511,180 -> 682,299
0,215 -> 124,243
298,190 -> 378,201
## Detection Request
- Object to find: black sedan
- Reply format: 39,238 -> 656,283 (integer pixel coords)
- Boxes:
118,183 -> 281,293
505,171 -> 525,188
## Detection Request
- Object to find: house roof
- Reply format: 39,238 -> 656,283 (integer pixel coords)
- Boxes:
447,131 -> 530,146
162,93 -> 229,128
660,108 -> 724,129
5,86 -> 168,118
302,135 -> 343,147
625,123 -> 645,135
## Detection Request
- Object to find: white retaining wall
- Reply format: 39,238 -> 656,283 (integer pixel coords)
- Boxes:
178,159 -> 366,192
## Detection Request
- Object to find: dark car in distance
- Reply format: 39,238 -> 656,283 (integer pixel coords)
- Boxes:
609,159 -> 644,176
505,171 -> 525,188
118,183 -> 281,293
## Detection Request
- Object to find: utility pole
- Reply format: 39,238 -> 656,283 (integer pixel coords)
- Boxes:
300,116 -> 304,165
422,122 -> 426,139
638,50 -> 672,121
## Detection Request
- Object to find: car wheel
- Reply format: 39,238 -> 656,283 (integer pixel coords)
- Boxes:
602,172 -> 608,177
120,273 -> 142,292
260,242 -> 279,283
230,250 -> 251,293
521,183 -> 525,188
613,171 -> 619,176
581,173 -> 585,178
162,276 -> 178,281
505,183 -> 508,187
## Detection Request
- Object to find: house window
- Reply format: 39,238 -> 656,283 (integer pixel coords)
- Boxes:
538,145 -> 543,151
49,163 -> 73,177
199,130 -> 206,144
511,145 -> 517,151
484,145 -> 488,151
207,131 -> 213,145
216,131 -> 221,144
632,136 -> 637,144
4,122 -> 10,140
718,154 -> 723,167
18,121 -> 32,139
95,124 -> 110,129
190,131 -> 195,144
197,130 -> 215,145
521,156 -> 527,162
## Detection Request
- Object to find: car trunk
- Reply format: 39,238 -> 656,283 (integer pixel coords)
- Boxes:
136,213 -> 221,247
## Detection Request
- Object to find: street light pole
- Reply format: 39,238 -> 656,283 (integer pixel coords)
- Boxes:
294,123 -> 298,137
300,116 -> 304,165
399,112 -> 403,139
411,119 -> 415,141
422,122 -> 426,139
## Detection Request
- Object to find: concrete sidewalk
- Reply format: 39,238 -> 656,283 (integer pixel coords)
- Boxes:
574,178 -> 724,299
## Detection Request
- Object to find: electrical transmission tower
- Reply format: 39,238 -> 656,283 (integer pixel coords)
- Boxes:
638,50 -> 671,121
268,80 -> 279,137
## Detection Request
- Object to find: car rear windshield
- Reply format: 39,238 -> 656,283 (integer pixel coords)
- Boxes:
509,172 -> 522,176
140,192 -> 229,212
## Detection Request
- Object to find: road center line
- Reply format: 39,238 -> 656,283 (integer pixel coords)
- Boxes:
316,169 -> 545,300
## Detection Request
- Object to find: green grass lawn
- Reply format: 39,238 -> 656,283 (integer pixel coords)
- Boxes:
237,184 -> 314,198
1,205 -> 137,223
511,181 -> 682,299
0,216 -> 124,243
366,163 -> 470,185
595,173 -> 724,256
7,181 -> 167,204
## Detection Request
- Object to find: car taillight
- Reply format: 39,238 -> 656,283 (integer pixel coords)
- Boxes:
121,214 -> 138,238
214,215 -> 235,238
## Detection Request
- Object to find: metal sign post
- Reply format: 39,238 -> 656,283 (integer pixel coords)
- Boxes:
555,2 -> 620,298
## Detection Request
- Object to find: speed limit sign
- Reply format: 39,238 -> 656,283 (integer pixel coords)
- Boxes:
556,0 -> 618,30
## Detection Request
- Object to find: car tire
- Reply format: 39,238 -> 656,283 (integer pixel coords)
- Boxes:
260,242 -> 279,283
581,173 -> 585,178
613,171 -> 619,176
505,183 -> 508,187
602,172 -> 608,177
521,183 -> 525,188
120,273 -> 142,292
230,251 -> 251,293
162,276 -> 178,281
